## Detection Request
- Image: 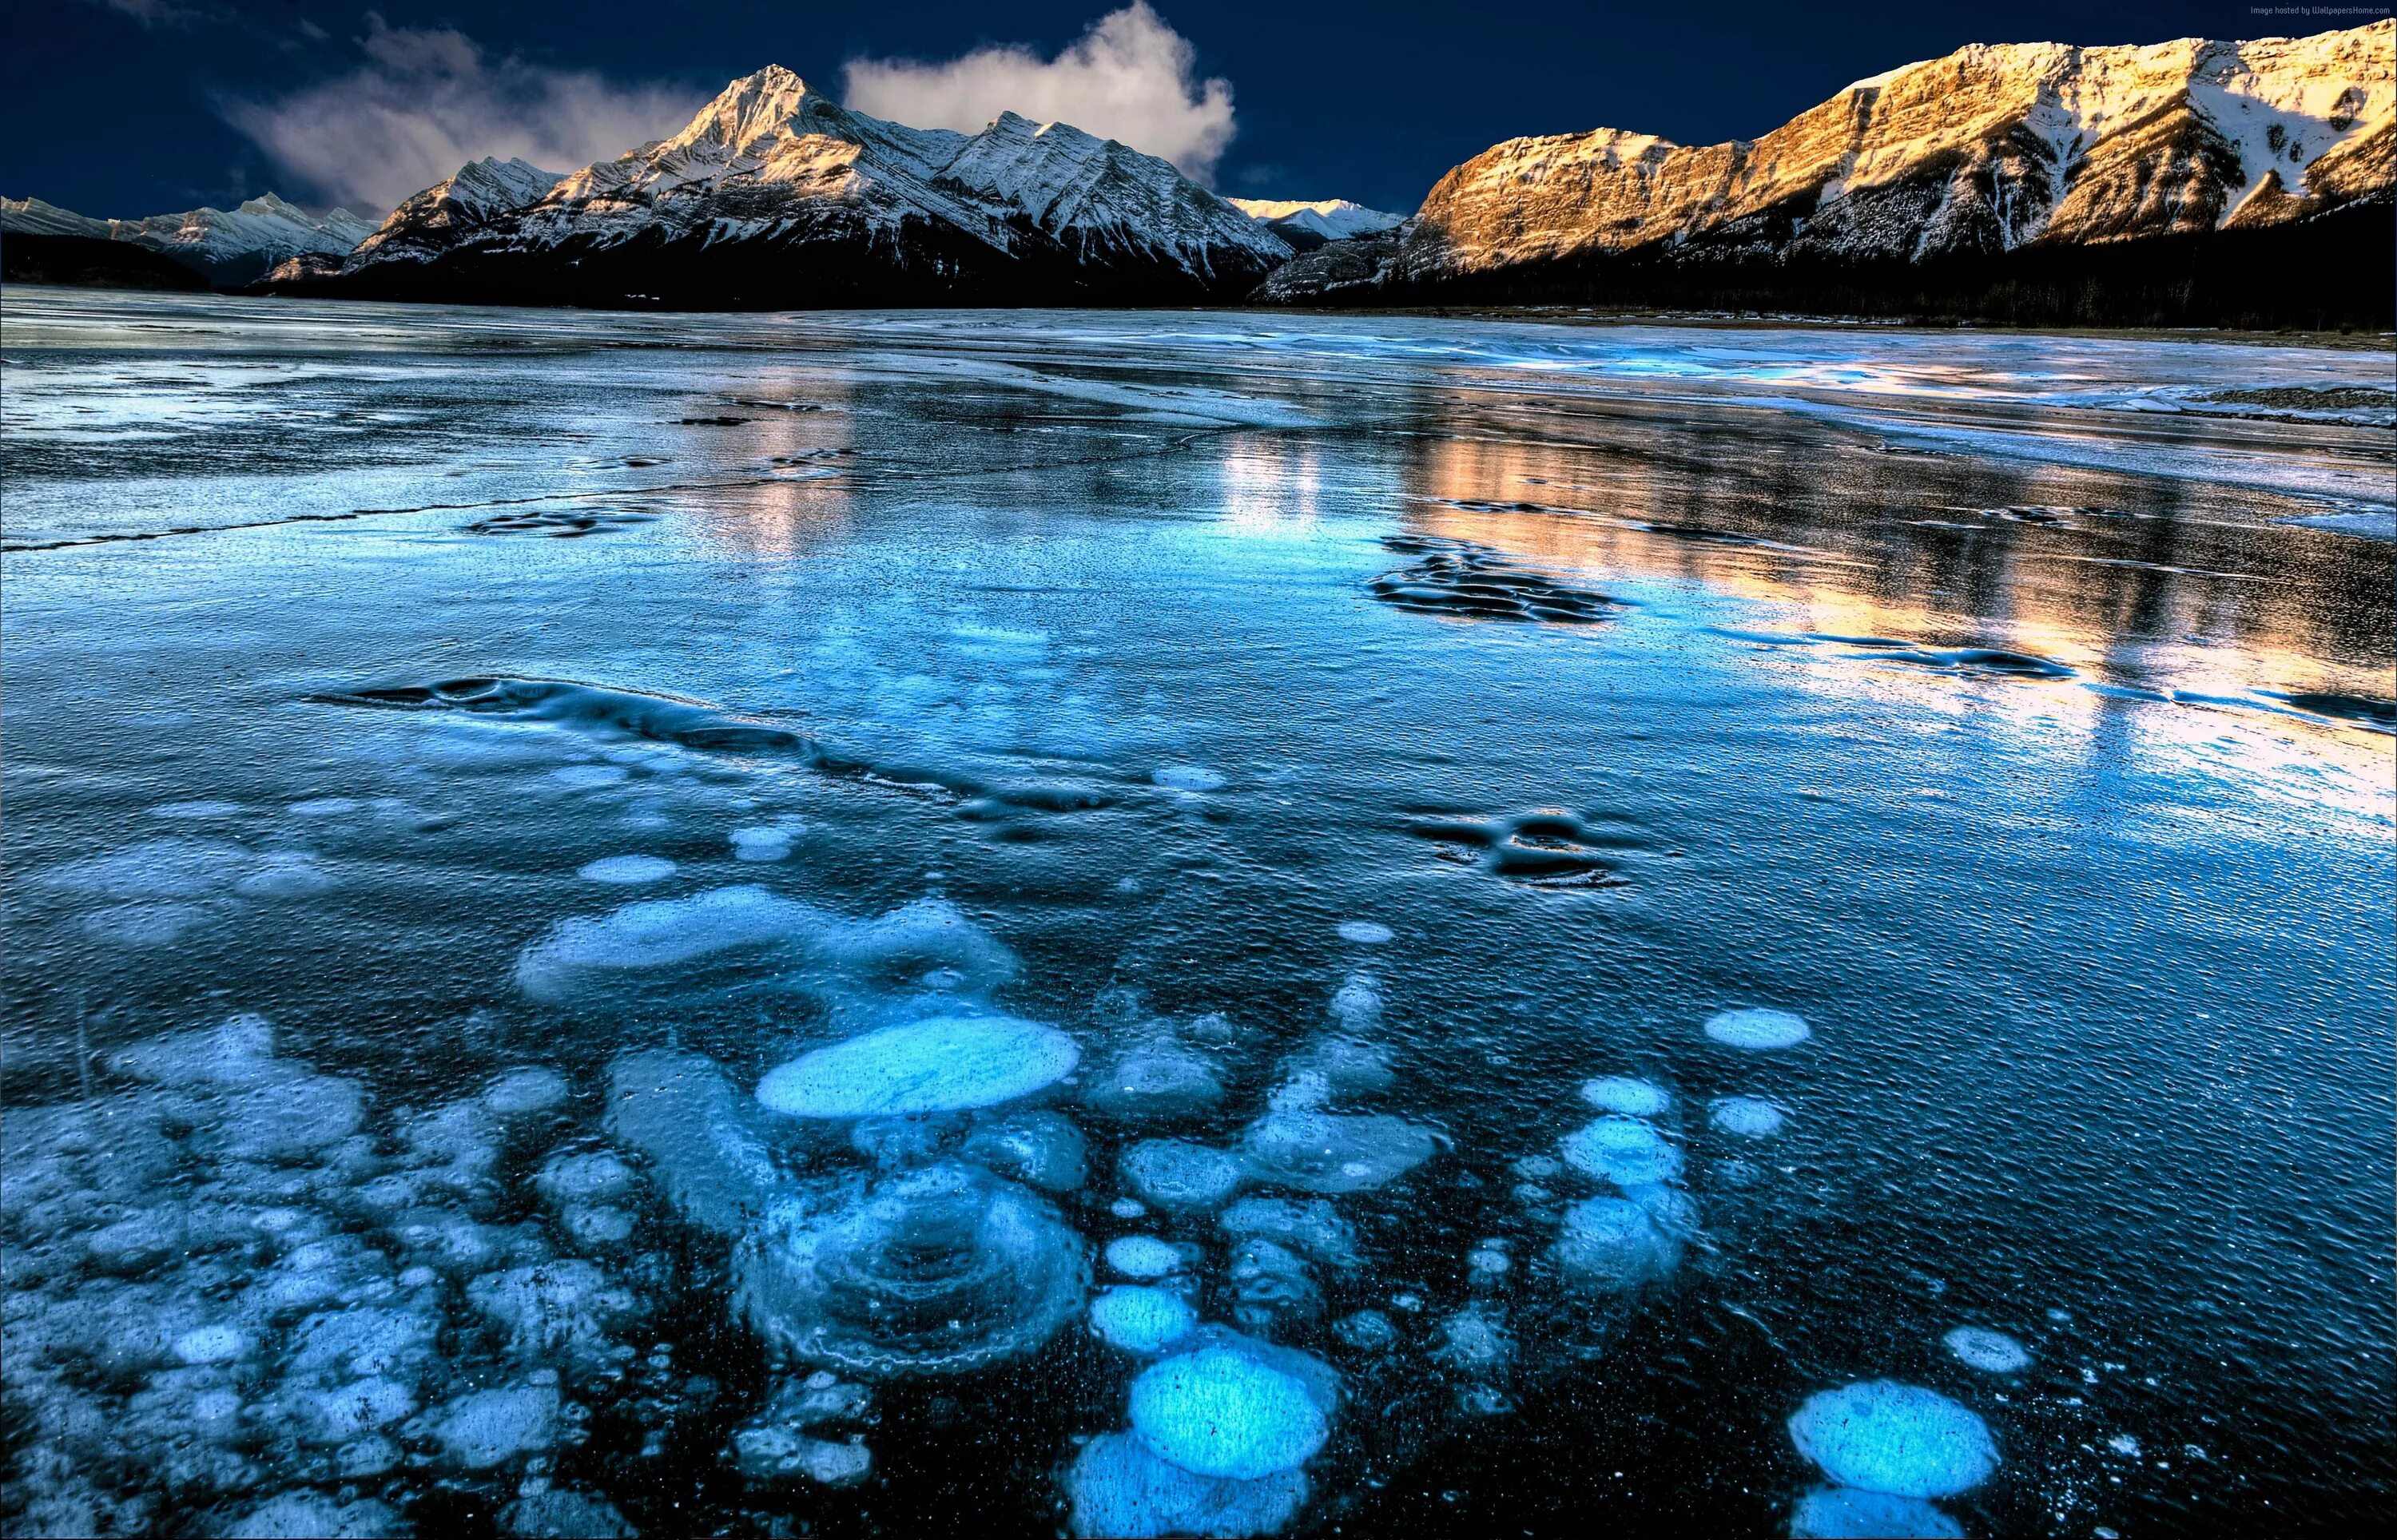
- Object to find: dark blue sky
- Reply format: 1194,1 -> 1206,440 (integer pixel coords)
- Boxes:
6,1 -> 2347,219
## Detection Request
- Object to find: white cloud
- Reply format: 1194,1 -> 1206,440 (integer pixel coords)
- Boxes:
223,18 -> 699,215
844,3 -> 1235,183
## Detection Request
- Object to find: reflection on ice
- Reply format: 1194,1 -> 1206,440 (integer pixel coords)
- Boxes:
1790,1484 -> 1966,1539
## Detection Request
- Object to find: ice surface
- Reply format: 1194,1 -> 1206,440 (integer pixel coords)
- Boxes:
1129,1333 -> 1339,1481
1704,1008 -> 1813,1050
757,1014 -> 1079,1117
1065,1430 -> 1308,1539
1092,1285 -> 1199,1353
737,1164 -> 1088,1375
1942,1326 -> 2032,1374
1789,1486 -> 1965,1539
1560,1117 -> 1686,1186
1709,1097 -> 1789,1138
1582,1076 -> 1672,1117
1788,1382 -> 2000,1499
1123,1140 -> 1247,1210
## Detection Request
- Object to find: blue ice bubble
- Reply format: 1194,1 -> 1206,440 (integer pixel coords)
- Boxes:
1581,1076 -> 1672,1117
1788,1381 -> 1999,1499
1152,764 -> 1226,792
1337,920 -> 1393,944
961,1111 -> 1087,1191
517,885 -> 820,998
1107,1236 -> 1187,1280
1704,1007 -> 1812,1050
1130,1336 -> 1337,1481
607,1050 -> 789,1236
1090,1039 -> 1225,1118
757,1014 -> 1079,1118
578,854 -> 676,885
1122,1140 -> 1246,1211
1710,1096 -> 1789,1138
1560,1117 -> 1685,1187
1553,1196 -> 1678,1289
737,1164 -> 1088,1376
1219,1199 -> 1360,1268
1091,1286 -> 1199,1354
1622,1182 -> 1702,1240
287,796 -> 364,817
1241,1110 -> 1436,1194
551,764 -> 631,789
1789,1485 -> 1965,1539
1064,1430 -> 1307,1539
1942,1326 -> 2031,1375
729,825 -> 797,862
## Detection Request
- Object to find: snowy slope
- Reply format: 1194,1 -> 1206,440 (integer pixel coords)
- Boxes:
1227,198 -> 1405,243
334,68 -> 1290,304
3,192 -> 373,286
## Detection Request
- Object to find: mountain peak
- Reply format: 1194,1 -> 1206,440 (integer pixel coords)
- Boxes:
671,65 -> 820,156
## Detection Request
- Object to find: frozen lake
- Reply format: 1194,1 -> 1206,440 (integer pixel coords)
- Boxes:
2,289 -> 2391,1538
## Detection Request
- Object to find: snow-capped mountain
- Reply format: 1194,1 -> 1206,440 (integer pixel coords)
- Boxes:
2,192 -> 373,287
1262,21 -> 2394,325
313,68 -> 1290,307
1226,197 -> 1405,249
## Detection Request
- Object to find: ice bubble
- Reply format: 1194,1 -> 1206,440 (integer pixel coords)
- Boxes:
1624,1181 -> 1702,1240
1467,1247 -> 1511,1276
288,1307 -> 440,1384
423,1383 -> 562,1468
1326,973 -> 1383,1030
172,1324 -> 254,1366
1123,1140 -> 1246,1211
516,885 -> 821,999
282,1376 -> 417,1447
1560,1117 -> 1685,1187
578,854 -> 676,885
499,1488 -> 640,1538
1337,920 -> 1394,944
737,1164 -> 1088,1376
610,1052 -> 790,1236
1787,1382 -> 1999,1499
1281,1037 -> 1395,1100
224,1493 -> 406,1538
1704,1007 -> 1812,1050
534,1151 -> 637,1212
1333,1310 -> 1397,1351
287,796 -> 364,817
109,1013 -> 281,1088
962,1111 -> 1088,1191
1218,1198 -> 1361,1269
551,764 -> 630,788
334,1436 -> 402,1479
485,1066 -> 571,1117
1129,1333 -> 1338,1481
562,1205 -> 636,1251
42,837 -> 251,900
232,852 -> 337,899
1581,1076 -> 1672,1117
468,1260 -> 638,1359
1790,1486 -> 1965,1540
757,1014 -> 1079,1118
1554,1196 -> 1678,1289
215,1074 -> 368,1164
1435,1305 -> 1513,1375
1710,1097 -> 1789,1138
729,825 -> 797,862
1089,1039 -> 1225,1118
149,800 -> 244,820
728,1424 -> 874,1485
1112,1197 -> 1147,1219
390,1209 -> 521,1276
1093,1286 -> 1200,1354
1153,764 -> 1226,792
82,901 -> 209,946
1943,1326 -> 2031,1375
1065,1430 -> 1307,1539
1231,1238 -> 1322,1332
1241,1110 -> 1436,1194
1106,1236 -> 1187,1280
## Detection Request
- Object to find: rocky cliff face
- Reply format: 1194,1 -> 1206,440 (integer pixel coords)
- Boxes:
1262,21 -> 2393,324
319,68 -> 1289,308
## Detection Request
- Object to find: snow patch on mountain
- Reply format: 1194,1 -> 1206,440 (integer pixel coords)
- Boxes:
1227,198 -> 1405,242
2,192 -> 373,286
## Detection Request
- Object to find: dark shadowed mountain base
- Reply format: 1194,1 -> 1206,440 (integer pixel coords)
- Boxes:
2,232 -> 212,293
1267,204 -> 2395,331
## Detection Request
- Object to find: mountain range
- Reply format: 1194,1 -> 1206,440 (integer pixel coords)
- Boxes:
2,22 -> 2387,325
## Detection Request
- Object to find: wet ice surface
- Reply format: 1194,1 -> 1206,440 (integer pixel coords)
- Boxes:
2,292 -> 2391,1537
